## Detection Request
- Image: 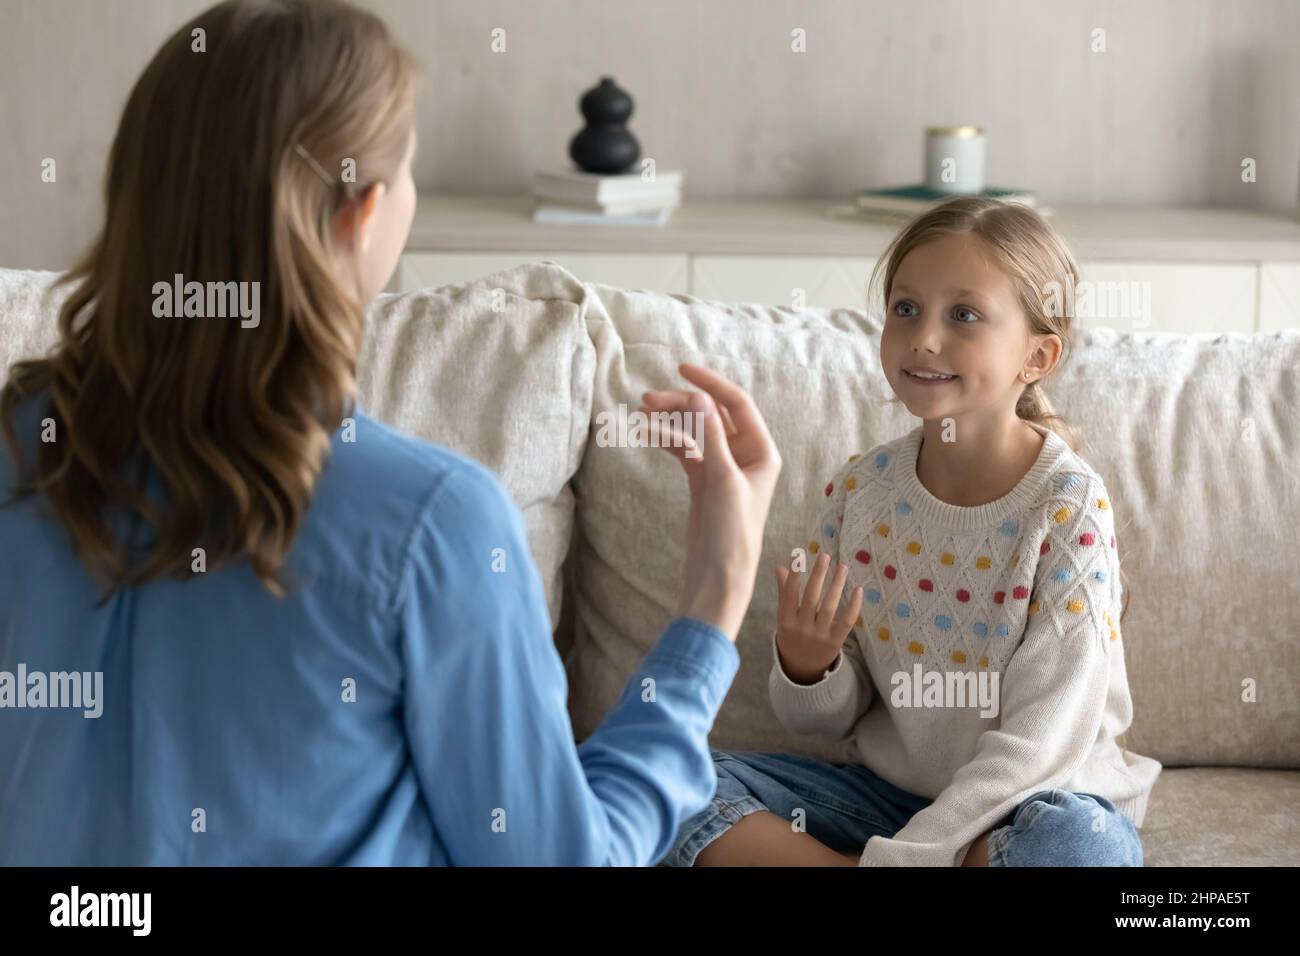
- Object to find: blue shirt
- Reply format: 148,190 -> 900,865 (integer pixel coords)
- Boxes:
0,400 -> 739,865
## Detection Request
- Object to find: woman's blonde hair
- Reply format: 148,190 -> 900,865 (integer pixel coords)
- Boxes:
0,0 -> 420,600
868,197 -> 1131,627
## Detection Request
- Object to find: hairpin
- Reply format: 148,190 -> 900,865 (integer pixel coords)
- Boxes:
293,142 -> 335,187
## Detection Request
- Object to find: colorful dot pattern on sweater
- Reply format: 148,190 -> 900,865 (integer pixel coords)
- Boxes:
806,430 -> 1124,681
770,425 -> 1158,868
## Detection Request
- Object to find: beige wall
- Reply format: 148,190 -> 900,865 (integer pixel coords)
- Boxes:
2,0 -> 1298,270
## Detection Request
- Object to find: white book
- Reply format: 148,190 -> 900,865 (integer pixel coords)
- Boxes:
532,168 -> 684,204
828,203 -> 1054,225
532,204 -> 675,227
531,191 -> 681,216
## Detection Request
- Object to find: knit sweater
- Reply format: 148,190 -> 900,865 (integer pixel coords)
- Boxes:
768,422 -> 1162,867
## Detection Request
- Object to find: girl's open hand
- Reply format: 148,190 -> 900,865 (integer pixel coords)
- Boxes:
774,553 -> 863,685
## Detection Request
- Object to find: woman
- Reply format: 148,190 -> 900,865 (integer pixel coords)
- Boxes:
0,0 -> 780,866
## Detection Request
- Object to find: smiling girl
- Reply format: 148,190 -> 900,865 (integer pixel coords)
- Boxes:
663,197 -> 1161,867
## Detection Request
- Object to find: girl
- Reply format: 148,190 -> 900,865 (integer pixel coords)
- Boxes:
0,0 -> 783,865
664,197 -> 1162,867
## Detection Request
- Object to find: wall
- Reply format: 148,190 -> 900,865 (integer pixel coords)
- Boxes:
1,0 -> 1298,270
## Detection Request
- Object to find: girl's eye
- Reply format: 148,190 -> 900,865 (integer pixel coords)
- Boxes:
892,300 -> 979,323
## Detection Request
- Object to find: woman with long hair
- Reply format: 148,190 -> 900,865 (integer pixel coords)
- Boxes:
0,0 -> 780,866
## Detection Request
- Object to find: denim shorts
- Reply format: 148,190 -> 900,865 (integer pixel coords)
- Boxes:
661,749 -> 1144,867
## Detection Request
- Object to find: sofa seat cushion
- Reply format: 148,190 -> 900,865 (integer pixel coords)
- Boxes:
1141,767 -> 1300,865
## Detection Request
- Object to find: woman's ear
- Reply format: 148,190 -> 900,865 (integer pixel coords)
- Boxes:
331,181 -> 388,254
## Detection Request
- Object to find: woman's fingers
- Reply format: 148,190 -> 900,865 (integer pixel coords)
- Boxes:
635,406 -> 698,468
654,366 -> 784,642
640,391 -> 721,466
676,363 -> 762,434
641,388 -> 690,407
675,363 -> 777,468
676,364 -> 765,430
714,400 -> 738,438
643,365 -> 780,478
690,389 -> 741,477
651,380 -> 735,437
637,404 -> 697,447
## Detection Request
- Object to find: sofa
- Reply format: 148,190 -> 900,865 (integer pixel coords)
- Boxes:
2,261 -> 1297,866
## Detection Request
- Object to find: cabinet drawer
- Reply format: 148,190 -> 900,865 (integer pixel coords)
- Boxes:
399,252 -> 689,295
691,256 -> 878,310
1075,261 -> 1257,334
1259,262 -> 1300,332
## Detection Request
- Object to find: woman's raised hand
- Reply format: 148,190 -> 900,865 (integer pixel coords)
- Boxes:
638,363 -> 782,641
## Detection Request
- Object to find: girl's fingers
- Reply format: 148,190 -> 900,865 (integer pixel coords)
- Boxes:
775,561 -> 794,612
774,563 -> 790,616
816,562 -> 850,625
833,586 -> 865,643
776,560 -> 802,623
799,552 -> 832,621
774,556 -> 795,595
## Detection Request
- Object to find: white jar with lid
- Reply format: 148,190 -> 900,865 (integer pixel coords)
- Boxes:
925,125 -> 986,194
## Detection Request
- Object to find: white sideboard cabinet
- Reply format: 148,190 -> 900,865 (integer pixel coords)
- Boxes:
397,196 -> 1300,334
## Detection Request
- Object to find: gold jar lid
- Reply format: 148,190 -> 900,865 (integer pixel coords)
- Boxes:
925,125 -> 984,137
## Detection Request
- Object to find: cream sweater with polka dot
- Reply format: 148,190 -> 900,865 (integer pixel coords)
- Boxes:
768,422 -> 1162,867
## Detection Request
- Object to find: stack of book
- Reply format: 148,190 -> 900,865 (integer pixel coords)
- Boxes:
532,168 -> 683,226
833,184 -> 1046,225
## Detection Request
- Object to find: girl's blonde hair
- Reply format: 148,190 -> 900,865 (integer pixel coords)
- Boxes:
1,0 -> 420,599
867,197 -> 1131,627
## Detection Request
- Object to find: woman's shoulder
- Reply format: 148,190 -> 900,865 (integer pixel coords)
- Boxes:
304,412 -> 519,568
0,387 -> 50,490
325,408 -> 506,489
329,412 -> 501,499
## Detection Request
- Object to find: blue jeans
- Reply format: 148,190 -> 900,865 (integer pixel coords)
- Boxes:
661,750 -> 1144,867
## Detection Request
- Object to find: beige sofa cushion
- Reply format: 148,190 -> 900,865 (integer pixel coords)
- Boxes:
564,281 -> 1300,771
356,264 -> 594,626
0,269 -> 62,376
1047,326 -> 1300,768
0,264 -> 594,627
1140,767 -> 1300,865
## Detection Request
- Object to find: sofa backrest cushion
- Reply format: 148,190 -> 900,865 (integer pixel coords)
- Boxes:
0,264 -> 594,628
565,280 -> 1300,769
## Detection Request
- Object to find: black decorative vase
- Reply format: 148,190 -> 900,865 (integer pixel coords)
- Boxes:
568,77 -> 641,175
